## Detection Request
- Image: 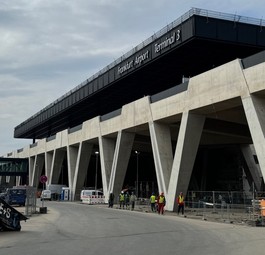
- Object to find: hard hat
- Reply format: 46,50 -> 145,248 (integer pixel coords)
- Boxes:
121,191 -> 124,194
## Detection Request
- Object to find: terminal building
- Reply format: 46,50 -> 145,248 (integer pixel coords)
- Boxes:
2,8 -> 265,210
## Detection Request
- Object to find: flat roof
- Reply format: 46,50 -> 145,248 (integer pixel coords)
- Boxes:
14,8 -> 265,140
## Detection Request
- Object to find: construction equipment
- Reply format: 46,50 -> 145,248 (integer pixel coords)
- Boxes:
0,198 -> 28,231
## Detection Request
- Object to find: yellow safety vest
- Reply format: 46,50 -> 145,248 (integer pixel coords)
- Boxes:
119,194 -> 125,201
159,196 -> 165,204
178,195 -> 184,204
150,195 -> 156,203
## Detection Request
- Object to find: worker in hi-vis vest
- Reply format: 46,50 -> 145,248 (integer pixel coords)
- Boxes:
177,192 -> 185,215
150,193 -> 156,212
119,191 -> 125,209
157,192 -> 166,215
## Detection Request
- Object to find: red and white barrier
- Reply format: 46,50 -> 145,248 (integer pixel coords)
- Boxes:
81,195 -> 106,204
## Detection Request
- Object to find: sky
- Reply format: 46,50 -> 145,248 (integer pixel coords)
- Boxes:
1,0 -> 265,156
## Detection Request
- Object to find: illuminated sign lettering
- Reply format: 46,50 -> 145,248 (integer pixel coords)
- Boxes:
117,29 -> 181,75
154,30 -> 181,53
118,50 -> 149,75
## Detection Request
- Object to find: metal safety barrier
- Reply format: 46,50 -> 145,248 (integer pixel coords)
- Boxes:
81,195 -> 106,205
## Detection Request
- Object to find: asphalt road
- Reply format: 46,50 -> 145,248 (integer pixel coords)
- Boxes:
1,201 -> 265,255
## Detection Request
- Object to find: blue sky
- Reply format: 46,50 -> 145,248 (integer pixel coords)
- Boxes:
1,0 -> 265,155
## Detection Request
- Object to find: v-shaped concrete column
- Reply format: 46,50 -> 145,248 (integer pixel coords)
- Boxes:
45,151 -> 53,183
149,121 -> 173,195
32,155 -> 45,188
99,136 -> 116,200
242,94 -> 265,183
72,141 -> 93,200
241,144 -> 263,190
67,145 -> 79,197
167,112 -> 205,211
107,130 -> 135,200
50,149 -> 65,184
150,112 -> 205,211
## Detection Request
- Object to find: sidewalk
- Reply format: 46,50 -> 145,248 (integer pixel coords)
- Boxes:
111,203 -> 260,227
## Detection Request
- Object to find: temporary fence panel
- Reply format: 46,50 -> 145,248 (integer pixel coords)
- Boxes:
81,195 -> 106,204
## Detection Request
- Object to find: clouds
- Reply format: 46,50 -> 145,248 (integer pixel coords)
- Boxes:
1,0 -> 265,155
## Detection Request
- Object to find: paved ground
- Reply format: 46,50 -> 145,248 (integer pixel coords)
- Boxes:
15,200 -> 263,228
3,201 -> 265,255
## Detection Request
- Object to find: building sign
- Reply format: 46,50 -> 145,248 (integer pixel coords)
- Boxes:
154,30 -> 181,54
117,29 -> 181,75
117,50 -> 150,75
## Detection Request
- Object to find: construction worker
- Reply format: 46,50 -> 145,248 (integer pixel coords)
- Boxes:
177,192 -> 185,215
157,192 -> 166,215
125,192 -> 130,209
130,192 -> 137,211
150,193 -> 156,212
108,192 -> 114,208
119,191 -> 125,209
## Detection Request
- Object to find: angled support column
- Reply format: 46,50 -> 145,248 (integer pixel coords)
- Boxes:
50,149 -> 65,185
241,145 -> 263,191
29,157 -> 35,186
67,145 -> 79,198
167,112 -> 205,211
72,142 -> 93,200
45,151 -> 54,182
149,121 -> 173,195
108,131 -> 135,200
99,136 -> 116,201
32,155 -> 45,188
242,94 -> 265,184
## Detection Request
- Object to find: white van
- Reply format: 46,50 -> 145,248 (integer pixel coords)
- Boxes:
80,190 -> 105,204
41,190 -> 52,201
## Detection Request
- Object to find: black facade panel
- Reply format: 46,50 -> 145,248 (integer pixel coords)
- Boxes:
103,72 -> 108,87
257,29 -> 265,46
181,18 -> 195,41
89,81 -> 94,94
98,75 -> 103,89
84,84 -> 89,97
217,21 -> 237,41
237,23 -> 257,45
109,68 -> 115,83
75,90 -> 80,102
65,97 -> 70,108
81,87 -> 85,100
71,93 -> 76,104
195,16 -> 217,38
